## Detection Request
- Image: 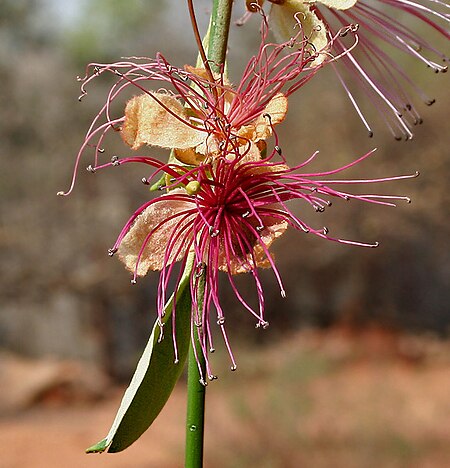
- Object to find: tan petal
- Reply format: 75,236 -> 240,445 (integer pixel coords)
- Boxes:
319,0 -> 357,10
236,93 -> 287,144
235,140 -> 263,163
253,93 -> 288,141
174,147 -> 206,166
270,1 -> 328,65
121,93 -> 205,151
184,65 -> 236,113
117,192 -> 194,276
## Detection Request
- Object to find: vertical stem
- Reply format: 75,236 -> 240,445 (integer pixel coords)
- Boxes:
208,0 -> 233,73
185,333 -> 206,468
185,262 -> 207,468
185,1 -> 233,466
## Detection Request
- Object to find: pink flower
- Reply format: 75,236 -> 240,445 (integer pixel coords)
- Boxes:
91,145 -> 415,378
262,0 -> 449,139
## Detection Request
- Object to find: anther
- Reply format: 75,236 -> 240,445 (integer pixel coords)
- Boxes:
209,226 -> 219,237
368,131 -> 374,138
405,197 -> 411,204
256,225 -> 264,232
208,374 -> 218,381
280,289 -> 286,298
111,156 -> 120,166
56,191 -> 65,196
199,378 -> 208,386
275,145 -> 282,155
230,365 -> 237,371
210,347 -> 215,353
426,99 -> 436,106
141,177 -> 150,185
217,317 -> 225,326
195,262 -> 205,278
108,247 -> 117,257
86,165 -> 96,173
256,320 -> 270,329
98,148 -> 105,153
130,278 -> 137,284
323,227 -> 329,235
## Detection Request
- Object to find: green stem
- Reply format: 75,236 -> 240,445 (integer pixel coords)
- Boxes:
208,0 -> 233,73
185,261 -> 207,468
185,332 -> 207,468
184,1 -> 233,467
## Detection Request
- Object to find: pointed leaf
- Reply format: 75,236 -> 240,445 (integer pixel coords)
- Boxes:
86,256 -> 193,454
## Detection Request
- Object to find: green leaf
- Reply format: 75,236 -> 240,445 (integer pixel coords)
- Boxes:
86,255 -> 194,454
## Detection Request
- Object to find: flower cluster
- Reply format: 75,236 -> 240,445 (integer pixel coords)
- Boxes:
249,0 -> 449,139
60,11 -> 425,377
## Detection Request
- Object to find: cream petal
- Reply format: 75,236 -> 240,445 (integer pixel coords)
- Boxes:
270,1 -> 328,65
319,0 -> 357,10
121,93 -> 205,151
117,192 -> 194,276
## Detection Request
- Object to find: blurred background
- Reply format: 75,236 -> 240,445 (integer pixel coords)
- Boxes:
0,0 -> 449,466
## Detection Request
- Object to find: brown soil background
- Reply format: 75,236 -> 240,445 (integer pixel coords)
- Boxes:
1,327 -> 449,468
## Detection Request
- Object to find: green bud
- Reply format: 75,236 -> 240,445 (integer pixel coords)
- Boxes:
186,181 -> 201,196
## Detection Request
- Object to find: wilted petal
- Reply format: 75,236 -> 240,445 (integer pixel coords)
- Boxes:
221,217 -> 288,275
270,1 -> 328,65
254,93 -> 288,141
121,93 -> 205,151
118,193 -> 194,276
174,147 -> 206,165
237,93 -> 288,143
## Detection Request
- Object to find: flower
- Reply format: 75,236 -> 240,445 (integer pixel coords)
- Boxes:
252,0 -> 449,139
89,143 -> 415,378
